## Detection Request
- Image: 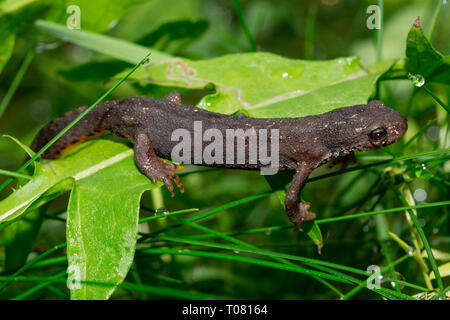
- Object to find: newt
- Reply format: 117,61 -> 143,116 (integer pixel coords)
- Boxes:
31,92 -> 407,229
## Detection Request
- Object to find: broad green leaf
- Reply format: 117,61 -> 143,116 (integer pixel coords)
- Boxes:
0,137 -> 154,223
123,52 -> 389,117
67,151 -> 156,300
36,20 -> 388,117
0,138 -> 161,299
406,17 -> 449,84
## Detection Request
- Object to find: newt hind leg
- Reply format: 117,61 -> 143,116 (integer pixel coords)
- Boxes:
134,133 -> 184,196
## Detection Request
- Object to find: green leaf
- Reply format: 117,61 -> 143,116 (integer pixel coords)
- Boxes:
124,53 -> 390,117
34,20 -> 171,64
406,17 -> 449,84
67,150 -> 157,300
0,138 -> 161,299
302,221 -> 323,252
2,134 -> 36,158
36,19 -> 388,117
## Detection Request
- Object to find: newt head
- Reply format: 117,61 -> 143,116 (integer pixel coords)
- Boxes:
362,100 -> 408,149
321,100 -> 408,155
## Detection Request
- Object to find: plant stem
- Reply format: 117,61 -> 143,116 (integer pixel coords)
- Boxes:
232,0 -> 257,52
0,49 -> 34,119
304,2 -> 317,59
428,0 -> 442,40
316,200 -> 450,224
423,85 -> 450,113
401,119 -> 435,152
170,215 -> 345,298
397,189 -> 445,294
0,169 -> 31,180
379,241 -> 401,293
376,0 -> 384,62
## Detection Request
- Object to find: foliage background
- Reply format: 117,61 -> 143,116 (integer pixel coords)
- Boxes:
0,0 -> 448,299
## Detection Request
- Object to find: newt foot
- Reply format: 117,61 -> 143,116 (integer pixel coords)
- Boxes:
146,161 -> 184,197
289,202 -> 316,230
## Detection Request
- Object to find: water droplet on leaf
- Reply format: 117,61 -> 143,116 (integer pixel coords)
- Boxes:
408,73 -> 425,87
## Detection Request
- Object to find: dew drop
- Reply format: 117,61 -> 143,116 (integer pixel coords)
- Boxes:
426,126 -> 440,142
155,207 -> 169,215
282,72 -> 289,78
391,272 -> 405,290
408,73 -> 425,87
413,188 -> 427,203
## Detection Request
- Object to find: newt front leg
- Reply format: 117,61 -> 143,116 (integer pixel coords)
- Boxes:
284,164 -> 317,229
133,133 -> 184,196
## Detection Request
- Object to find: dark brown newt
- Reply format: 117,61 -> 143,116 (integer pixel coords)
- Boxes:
31,92 -> 407,228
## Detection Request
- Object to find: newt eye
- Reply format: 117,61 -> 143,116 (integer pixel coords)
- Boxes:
369,127 -> 387,143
